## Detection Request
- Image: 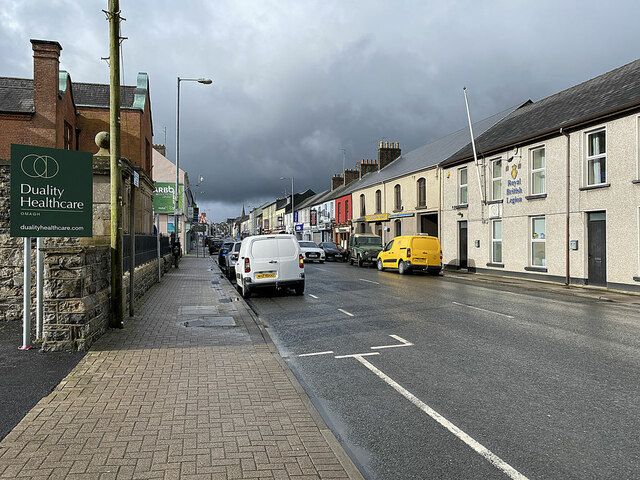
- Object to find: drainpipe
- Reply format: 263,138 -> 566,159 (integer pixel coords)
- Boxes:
561,127 -> 570,285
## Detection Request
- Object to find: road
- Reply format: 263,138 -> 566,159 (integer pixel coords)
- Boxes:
245,261 -> 640,480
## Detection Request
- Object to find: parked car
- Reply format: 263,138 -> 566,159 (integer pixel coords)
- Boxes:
348,234 -> 383,267
319,241 -> 347,261
236,234 -> 305,298
377,235 -> 442,275
225,242 -> 242,279
218,240 -> 235,272
209,239 -> 224,255
298,241 -> 325,263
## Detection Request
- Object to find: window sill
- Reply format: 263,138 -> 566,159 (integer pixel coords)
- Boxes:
486,199 -> 503,205
453,204 -> 468,210
579,183 -> 610,191
392,209 -> 404,213
415,204 -> 428,210
525,266 -> 547,272
634,276 -> 640,282
486,263 -> 504,268
525,193 -> 547,200
632,180 -> 640,185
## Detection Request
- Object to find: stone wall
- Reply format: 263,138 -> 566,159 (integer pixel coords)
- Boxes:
123,253 -> 173,311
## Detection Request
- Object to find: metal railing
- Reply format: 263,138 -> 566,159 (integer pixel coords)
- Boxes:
123,234 -> 170,273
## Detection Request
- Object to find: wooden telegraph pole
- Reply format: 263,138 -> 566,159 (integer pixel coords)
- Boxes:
108,0 -> 123,327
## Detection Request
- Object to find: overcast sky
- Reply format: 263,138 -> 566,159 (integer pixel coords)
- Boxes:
2,1 -> 639,221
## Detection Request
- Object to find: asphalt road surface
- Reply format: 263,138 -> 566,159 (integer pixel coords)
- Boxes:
246,261 -> 640,480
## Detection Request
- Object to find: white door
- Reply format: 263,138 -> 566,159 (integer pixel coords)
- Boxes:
276,237 -> 300,281
249,237 -> 280,284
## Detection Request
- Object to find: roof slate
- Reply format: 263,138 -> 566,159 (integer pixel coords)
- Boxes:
0,77 -> 34,113
74,82 -> 137,109
443,58 -> 640,166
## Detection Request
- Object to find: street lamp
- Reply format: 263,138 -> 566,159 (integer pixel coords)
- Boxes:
175,77 -> 212,249
280,176 -> 294,234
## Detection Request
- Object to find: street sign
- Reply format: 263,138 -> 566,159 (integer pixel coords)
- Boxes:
10,144 -> 93,237
133,170 -> 139,187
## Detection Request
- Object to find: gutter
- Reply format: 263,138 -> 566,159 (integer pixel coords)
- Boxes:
561,127 -> 570,286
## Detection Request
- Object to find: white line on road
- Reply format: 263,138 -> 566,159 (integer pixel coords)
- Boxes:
298,350 -> 334,357
353,355 -> 529,480
338,309 -> 354,317
308,294 -> 319,299
371,334 -> 414,350
452,301 -> 514,319
359,278 -> 380,284
334,352 -> 380,359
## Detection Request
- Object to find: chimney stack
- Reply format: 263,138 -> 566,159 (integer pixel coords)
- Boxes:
31,39 -> 63,148
378,140 -> 401,171
343,168 -> 359,186
356,159 -> 378,179
153,144 -> 166,157
331,174 -> 343,191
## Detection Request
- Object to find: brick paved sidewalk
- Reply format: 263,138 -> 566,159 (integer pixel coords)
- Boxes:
0,256 -> 362,480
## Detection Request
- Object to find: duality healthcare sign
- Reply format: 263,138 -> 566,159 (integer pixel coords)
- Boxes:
10,144 -> 93,237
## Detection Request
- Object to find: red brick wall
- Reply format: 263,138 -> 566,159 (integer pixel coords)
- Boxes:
0,115 -> 33,159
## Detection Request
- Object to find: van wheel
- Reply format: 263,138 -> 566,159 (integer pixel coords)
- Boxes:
349,256 -> 354,265
398,261 -> 407,275
294,283 -> 305,295
241,283 -> 251,299
377,259 -> 384,271
357,255 -> 364,268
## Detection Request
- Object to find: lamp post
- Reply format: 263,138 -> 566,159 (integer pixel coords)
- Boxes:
280,176 -> 294,234
175,77 -> 212,252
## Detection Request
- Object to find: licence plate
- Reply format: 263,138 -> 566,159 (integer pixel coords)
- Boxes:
308,253 -> 318,258
256,272 -> 276,279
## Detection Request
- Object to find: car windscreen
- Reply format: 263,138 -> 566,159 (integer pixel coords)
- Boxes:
358,237 -> 382,245
299,242 -> 318,248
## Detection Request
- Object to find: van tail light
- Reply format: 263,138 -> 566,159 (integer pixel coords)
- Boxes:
299,254 -> 304,268
244,257 -> 251,273
406,248 -> 411,258
440,250 -> 443,260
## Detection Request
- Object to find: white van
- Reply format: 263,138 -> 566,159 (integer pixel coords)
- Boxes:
235,234 -> 305,298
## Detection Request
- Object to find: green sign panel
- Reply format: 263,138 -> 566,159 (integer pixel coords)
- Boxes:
10,144 -> 93,237
153,182 -> 183,213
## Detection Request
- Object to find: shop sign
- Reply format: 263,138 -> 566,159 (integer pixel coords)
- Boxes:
295,224 -> 303,232
365,213 -> 389,222
310,209 -> 317,226
389,213 -> 415,219
506,164 -> 523,205
10,144 -> 93,237
335,226 -> 350,233
153,182 -> 183,213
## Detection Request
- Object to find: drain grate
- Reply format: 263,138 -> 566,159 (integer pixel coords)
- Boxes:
211,280 -> 219,285
183,316 -> 236,327
218,298 -> 231,303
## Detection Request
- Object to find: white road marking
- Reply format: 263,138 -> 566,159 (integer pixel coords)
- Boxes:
452,301 -> 514,319
353,355 -> 529,480
298,350 -> 334,357
338,309 -> 354,317
334,352 -> 380,359
359,278 -> 380,285
308,294 -> 319,299
371,334 -> 414,350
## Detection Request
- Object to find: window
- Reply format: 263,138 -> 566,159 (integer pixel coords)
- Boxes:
417,178 -> 426,207
337,206 -> 341,223
395,219 -> 401,237
375,189 -> 382,213
360,194 -> 366,217
394,184 -> 401,210
492,220 -> 502,264
531,216 -> 546,267
64,121 -> 73,150
359,223 -> 366,233
531,147 -> 546,194
458,167 -> 468,205
586,129 -> 606,185
491,159 -> 502,200
345,200 -> 349,220
145,139 -> 151,172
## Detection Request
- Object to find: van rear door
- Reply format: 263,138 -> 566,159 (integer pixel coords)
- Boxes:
411,237 -> 440,266
250,237 -> 280,283
275,237 -> 299,280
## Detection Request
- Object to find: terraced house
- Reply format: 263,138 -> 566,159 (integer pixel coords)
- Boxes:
440,58 -> 640,292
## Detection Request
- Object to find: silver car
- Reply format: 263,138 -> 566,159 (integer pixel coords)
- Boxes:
225,241 -> 242,279
298,241 -> 326,263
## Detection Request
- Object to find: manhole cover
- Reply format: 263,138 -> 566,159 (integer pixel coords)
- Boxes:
183,316 -> 236,327
179,306 -> 218,315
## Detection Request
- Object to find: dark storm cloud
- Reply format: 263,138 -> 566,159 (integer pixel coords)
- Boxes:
2,1 -> 640,221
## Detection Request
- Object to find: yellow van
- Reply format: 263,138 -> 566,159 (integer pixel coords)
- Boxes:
376,235 -> 442,275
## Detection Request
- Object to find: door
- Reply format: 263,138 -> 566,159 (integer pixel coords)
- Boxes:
588,212 -> 606,286
458,221 -> 468,269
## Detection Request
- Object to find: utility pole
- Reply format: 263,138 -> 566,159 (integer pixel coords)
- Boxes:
109,0 -> 123,327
